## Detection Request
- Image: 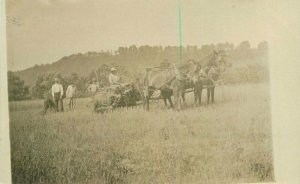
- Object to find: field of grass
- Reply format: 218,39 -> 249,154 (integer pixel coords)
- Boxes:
9,83 -> 274,183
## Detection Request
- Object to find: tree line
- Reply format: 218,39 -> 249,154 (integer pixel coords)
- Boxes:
8,64 -> 136,100
8,41 -> 268,101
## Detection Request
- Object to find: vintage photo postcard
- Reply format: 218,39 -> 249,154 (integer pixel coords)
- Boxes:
1,0 -> 300,183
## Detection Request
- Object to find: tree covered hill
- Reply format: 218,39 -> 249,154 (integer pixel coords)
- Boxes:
13,41 -> 268,87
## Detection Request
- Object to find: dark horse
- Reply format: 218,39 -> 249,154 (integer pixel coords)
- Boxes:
194,73 -> 218,105
142,67 -> 176,109
143,59 -> 200,110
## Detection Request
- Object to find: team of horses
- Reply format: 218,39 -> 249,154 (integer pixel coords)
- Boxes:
141,49 -> 229,111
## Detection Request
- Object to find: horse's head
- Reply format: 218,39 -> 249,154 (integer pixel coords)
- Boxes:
215,49 -> 231,72
144,67 -> 175,89
178,59 -> 201,76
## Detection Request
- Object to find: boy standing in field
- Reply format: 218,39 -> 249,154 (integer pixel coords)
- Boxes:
51,78 -> 64,112
66,83 -> 76,109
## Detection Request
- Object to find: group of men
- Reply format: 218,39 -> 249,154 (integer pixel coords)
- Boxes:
44,78 -> 77,113
44,67 -> 122,114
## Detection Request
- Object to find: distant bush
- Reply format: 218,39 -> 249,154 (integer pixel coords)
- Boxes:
222,62 -> 269,84
7,71 -> 30,101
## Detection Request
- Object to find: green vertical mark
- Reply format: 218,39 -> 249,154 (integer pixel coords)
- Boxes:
178,0 -> 183,65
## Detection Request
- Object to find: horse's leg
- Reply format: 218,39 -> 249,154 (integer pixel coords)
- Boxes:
174,90 -> 178,110
194,82 -> 199,105
143,95 -> 150,110
177,91 -> 182,111
169,89 -> 174,108
168,96 -> 174,108
178,85 -> 185,111
163,97 -> 167,107
194,86 -> 198,104
144,87 -> 151,111
207,87 -> 211,105
173,85 -> 180,111
143,95 -> 147,109
143,98 -> 146,108
182,91 -> 185,103
211,86 -> 215,103
146,96 -> 150,110
199,84 -> 203,106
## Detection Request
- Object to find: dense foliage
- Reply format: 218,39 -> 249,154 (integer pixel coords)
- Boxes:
10,41 -> 269,100
7,71 -> 30,101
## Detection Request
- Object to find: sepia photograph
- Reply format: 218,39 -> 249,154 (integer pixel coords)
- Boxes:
3,0 -> 300,183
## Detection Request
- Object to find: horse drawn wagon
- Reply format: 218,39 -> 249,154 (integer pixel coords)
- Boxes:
90,50 -> 229,113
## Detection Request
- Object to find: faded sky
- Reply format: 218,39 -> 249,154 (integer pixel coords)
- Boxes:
5,0 -> 290,70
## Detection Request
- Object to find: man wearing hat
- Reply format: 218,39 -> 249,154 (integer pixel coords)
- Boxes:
51,78 -> 64,112
108,68 -> 123,106
66,82 -> 76,109
108,67 -> 120,86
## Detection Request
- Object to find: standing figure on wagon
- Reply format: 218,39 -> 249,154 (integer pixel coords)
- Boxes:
109,68 -> 121,87
108,67 -> 125,107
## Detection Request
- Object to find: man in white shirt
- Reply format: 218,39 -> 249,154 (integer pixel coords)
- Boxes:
109,67 -> 125,94
108,68 -> 123,106
108,68 -> 120,86
66,83 -> 76,109
52,78 -> 64,112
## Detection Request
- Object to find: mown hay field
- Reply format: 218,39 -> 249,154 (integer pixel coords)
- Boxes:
9,83 -> 274,184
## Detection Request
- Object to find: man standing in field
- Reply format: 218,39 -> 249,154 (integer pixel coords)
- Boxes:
66,83 -> 76,109
43,89 -> 56,114
52,78 -> 64,112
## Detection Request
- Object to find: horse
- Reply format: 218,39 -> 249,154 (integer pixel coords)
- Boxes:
193,49 -> 230,106
171,59 -> 202,110
154,63 -> 198,109
143,59 -> 200,110
142,67 -> 176,109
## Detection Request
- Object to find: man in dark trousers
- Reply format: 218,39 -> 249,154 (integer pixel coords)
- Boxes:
43,89 -> 56,114
51,78 -> 64,112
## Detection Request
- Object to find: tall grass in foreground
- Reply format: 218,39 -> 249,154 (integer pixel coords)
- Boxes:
9,83 -> 274,183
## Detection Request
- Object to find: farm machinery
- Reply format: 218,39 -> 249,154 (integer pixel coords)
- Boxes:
91,83 -> 143,113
